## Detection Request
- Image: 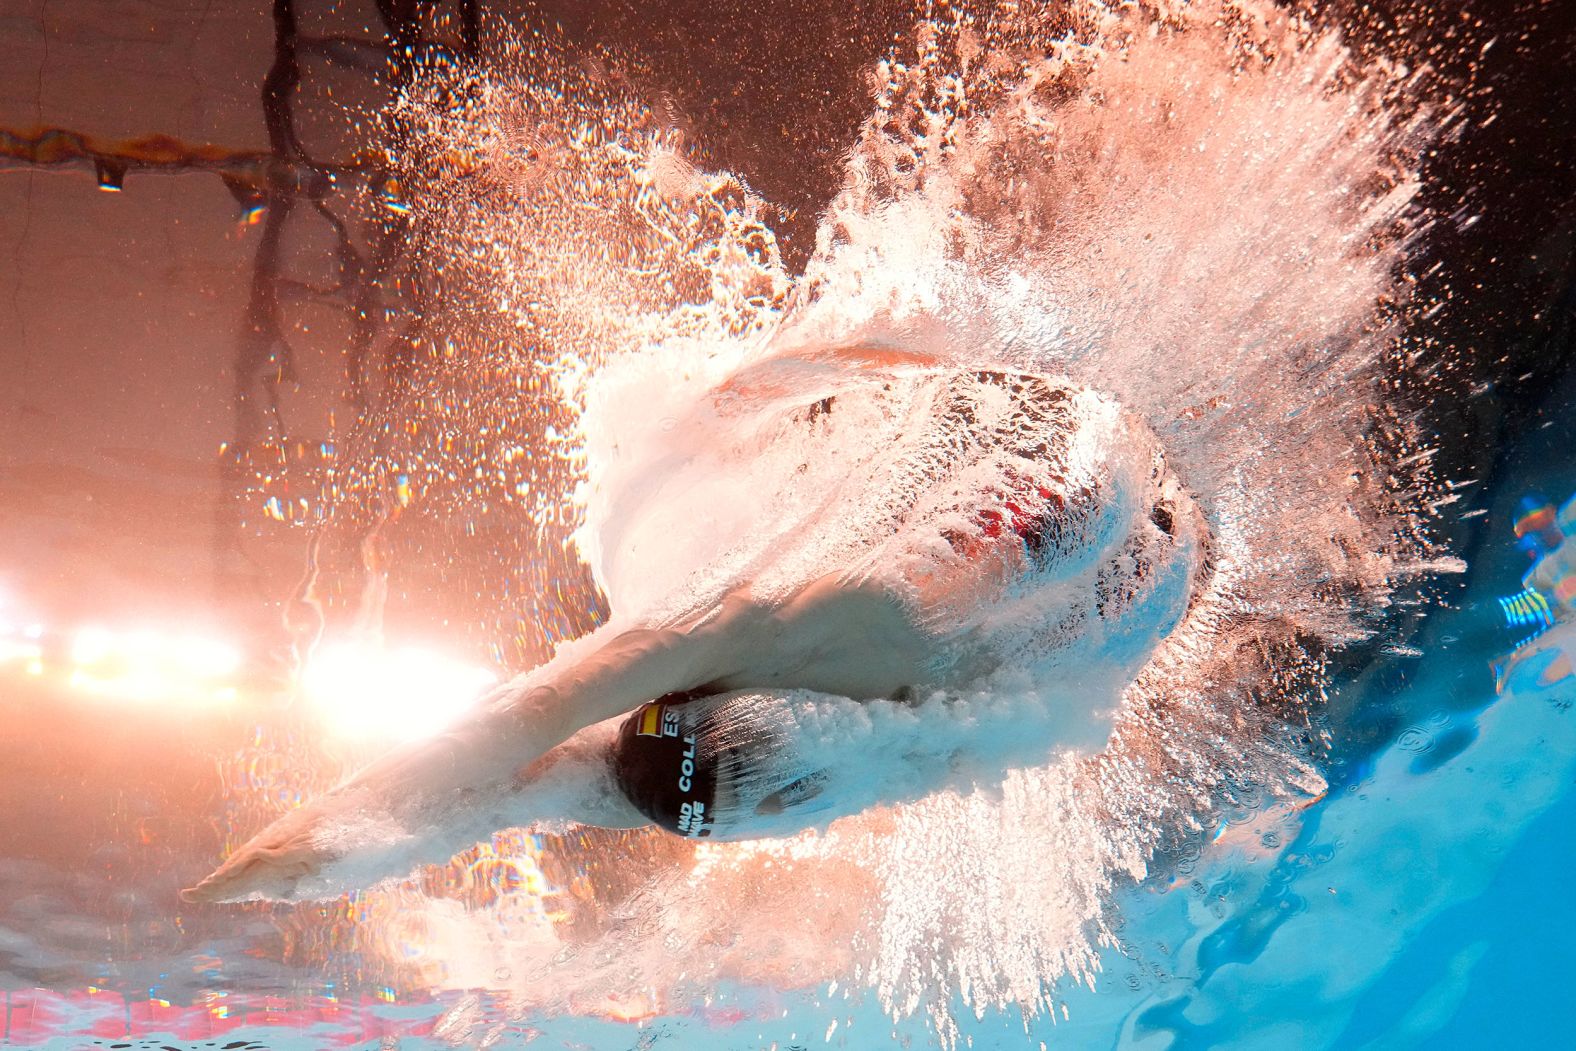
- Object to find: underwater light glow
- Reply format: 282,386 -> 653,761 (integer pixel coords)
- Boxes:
300,641 -> 497,743
0,589 -> 245,703
64,626 -> 243,703
0,635 -> 43,668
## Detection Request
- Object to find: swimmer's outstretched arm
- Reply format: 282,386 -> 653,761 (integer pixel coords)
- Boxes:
183,576 -> 931,902
179,617 -> 728,903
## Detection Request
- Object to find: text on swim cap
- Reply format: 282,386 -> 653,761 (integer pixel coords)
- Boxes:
678,732 -> 697,791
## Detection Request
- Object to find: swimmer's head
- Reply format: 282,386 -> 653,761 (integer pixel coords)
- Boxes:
611,691 -> 861,841
609,687 -> 1009,842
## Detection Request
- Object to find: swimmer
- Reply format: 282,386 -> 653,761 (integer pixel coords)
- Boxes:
1494,492 -> 1576,694
184,351 -> 1214,902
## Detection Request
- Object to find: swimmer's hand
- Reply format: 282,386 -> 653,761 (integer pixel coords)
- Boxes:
180,723 -> 543,903
180,791 -> 353,903
180,713 -> 547,904
182,618 -> 730,903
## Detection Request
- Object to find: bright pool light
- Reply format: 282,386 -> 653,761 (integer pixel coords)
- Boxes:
301,641 -> 497,743
64,626 -> 243,703
0,635 -> 43,667
0,600 -> 490,729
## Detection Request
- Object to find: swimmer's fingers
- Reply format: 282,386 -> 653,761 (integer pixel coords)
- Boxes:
182,702 -> 559,905
183,621 -> 709,903
181,843 -> 326,904
181,792 -> 357,904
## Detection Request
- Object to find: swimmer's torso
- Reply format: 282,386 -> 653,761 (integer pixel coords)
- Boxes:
613,359 -> 1211,694
602,360 -> 1215,841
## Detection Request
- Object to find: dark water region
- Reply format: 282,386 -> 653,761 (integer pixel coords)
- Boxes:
1310,0 -> 1576,785
0,0 -> 1573,1046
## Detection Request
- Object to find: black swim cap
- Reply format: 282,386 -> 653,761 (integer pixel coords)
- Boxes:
610,691 -> 836,840
611,696 -> 724,838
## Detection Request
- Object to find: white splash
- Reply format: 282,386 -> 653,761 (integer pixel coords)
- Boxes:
305,0 -> 1454,1039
